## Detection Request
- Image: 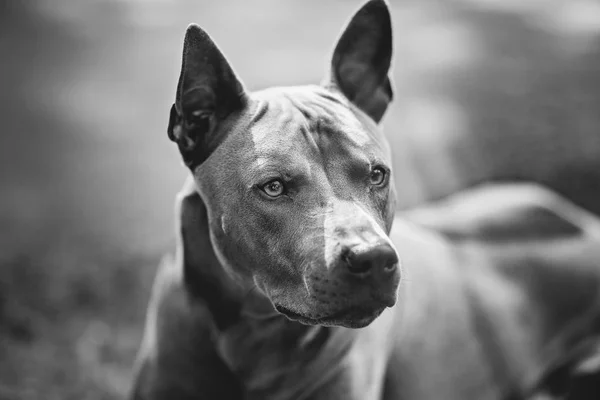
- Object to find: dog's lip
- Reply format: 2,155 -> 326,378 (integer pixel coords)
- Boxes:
274,305 -> 307,320
274,304 -> 385,328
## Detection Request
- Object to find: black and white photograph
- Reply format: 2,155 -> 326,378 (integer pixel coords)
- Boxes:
1,1 -> 600,399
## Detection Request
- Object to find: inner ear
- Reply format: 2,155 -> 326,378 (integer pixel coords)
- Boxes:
169,24 -> 247,168
326,0 -> 394,123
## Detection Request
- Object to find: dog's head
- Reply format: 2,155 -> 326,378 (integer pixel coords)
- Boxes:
169,0 -> 400,328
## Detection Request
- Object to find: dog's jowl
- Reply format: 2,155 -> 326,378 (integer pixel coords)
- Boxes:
130,1 -> 600,399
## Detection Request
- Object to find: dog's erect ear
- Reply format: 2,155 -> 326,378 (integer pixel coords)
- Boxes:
326,0 -> 393,123
168,24 -> 247,168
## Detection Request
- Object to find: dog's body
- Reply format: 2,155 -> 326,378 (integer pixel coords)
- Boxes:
131,1 -> 600,399
132,179 -> 600,400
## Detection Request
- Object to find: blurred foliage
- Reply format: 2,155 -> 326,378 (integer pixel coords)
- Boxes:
1,0 -> 599,398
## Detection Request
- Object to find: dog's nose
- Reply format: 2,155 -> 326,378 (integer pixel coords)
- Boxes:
344,243 -> 399,276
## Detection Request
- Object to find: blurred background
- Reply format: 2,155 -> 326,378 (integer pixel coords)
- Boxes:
1,0 -> 599,398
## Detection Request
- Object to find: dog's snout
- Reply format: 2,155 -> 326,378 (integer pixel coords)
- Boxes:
343,243 -> 399,276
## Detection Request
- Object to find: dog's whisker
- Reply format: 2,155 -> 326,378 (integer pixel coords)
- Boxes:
302,273 -> 311,297
307,212 -> 331,219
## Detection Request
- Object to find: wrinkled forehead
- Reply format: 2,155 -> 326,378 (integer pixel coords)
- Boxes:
236,85 -> 389,163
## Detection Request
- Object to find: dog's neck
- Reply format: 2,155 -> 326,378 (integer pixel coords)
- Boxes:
176,181 -> 244,329
216,303 -> 359,400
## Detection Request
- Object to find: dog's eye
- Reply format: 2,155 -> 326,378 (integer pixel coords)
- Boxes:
369,167 -> 387,186
262,179 -> 285,197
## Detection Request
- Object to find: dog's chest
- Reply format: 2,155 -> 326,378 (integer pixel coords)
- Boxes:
216,314 -> 393,400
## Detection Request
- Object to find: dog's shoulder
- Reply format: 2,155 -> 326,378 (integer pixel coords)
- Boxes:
131,255 -> 243,399
404,183 -> 600,243
139,254 -> 215,357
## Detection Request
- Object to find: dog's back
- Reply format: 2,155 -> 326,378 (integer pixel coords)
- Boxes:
394,183 -> 600,399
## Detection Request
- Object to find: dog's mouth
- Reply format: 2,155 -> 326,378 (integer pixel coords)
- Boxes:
274,304 -> 386,329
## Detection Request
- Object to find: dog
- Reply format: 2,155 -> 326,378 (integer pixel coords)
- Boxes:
130,1 -> 600,399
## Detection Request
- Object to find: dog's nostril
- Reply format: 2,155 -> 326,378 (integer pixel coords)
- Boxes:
347,259 -> 372,274
384,262 -> 397,272
344,244 -> 399,276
